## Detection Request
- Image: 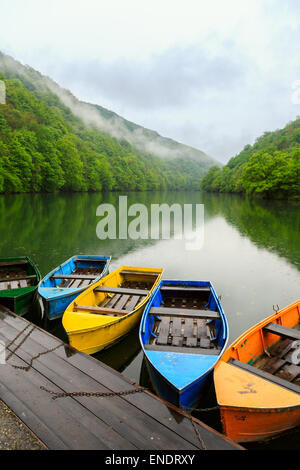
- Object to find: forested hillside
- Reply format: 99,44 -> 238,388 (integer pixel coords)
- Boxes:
0,52 -> 217,194
202,118 -> 300,199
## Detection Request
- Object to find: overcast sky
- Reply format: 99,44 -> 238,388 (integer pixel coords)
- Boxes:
1,0 -> 300,163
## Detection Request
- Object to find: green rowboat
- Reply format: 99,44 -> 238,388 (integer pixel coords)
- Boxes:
0,257 -> 41,317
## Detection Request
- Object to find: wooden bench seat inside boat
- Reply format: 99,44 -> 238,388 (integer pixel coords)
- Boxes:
74,304 -> 130,316
0,260 -> 28,267
150,307 -> 220,320
144,344 -> 221,355
94,286 -> 149,296
74,257 -> 106,263
74,290 -> 145,317
160,286 -> 211,293
121,270 -> 160,277
263,323 -> 300,341
52,274 -> 99,280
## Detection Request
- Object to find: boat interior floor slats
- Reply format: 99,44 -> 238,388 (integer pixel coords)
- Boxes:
150,315 -> 218,352
242,322 -> 300,392
148,290 -> 219,354
55,265 -> 103,289
0,267 -> 35,290
89,279 -> 153,317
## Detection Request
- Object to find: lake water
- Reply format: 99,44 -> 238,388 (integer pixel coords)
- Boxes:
0,191 -> 299,449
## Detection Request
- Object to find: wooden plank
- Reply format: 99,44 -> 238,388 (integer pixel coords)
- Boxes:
0,324 -> 196,450
75,258 -> 105,263
186,337 -> 198,347
156,317 -> 170,346
264,323 -> 300,341
52,274 -> 98,281
114,295 -> 131,311
172,317 -> 182,337
261,357 -> 286,375
200,338 -> 211,349
161,286 -> 211,293
171,317 -> 183,347
279,364 -> 300,382
0,338 -> 135,450
0,260 -> 28,267
0,308 -> 242,451
0,275 -> 36,283
121,271 -> 160,277
229,359 -> 300,395
125,295 -> 141,312
10,281 -> 19,289
95,286 -> 149,296
105,294 -> 122,309
70,280 -> 82,289
150,307 -> 220,320
183,318 -> 194,339
271,338 -> 294,358
145,344 -> 220,355
74,304 -> 129,316
184,319 -> 197,347
80,279 -> 92,288
197,320 -> 208,338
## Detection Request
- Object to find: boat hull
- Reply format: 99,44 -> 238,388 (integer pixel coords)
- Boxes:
145,355 -> 212,411
63,266 -> 163,354
214,299 -> 300,443
71,302 -> 146,355
39,255 -> 111,320
0,257 -> 41,317
140,280 -> 228,411
0,287 -> 37,317
220,404 -> 300,443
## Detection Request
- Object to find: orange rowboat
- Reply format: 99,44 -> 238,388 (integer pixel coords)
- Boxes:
214,300 -> 300,443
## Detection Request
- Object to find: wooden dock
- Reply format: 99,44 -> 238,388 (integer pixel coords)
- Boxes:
0,306 -> 243,450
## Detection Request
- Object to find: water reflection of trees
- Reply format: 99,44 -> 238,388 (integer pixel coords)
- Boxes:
202,193 -> 300,271
1,191 -> 299,276
0,192 -> 208,275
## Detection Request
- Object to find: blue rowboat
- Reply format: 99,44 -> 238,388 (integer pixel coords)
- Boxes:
38,255 -> 111,321
139,280 -> 228,411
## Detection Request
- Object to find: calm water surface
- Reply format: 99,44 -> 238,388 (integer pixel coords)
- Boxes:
0,191 -> 299,450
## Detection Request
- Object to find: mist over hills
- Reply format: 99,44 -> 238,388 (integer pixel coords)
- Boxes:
0,51 -> 219,166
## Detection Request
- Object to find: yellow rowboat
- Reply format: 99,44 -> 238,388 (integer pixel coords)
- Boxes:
62,266 -> 163,355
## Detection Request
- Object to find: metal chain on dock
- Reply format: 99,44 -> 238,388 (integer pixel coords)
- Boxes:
40,385 -> 148,400
12,344 -> 62,372
6,324 -> 35,361
5,323 -> 62,372
191,418 -> 207,451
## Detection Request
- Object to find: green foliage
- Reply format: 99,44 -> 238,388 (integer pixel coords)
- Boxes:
201,119 -> 300,199
0,74 -> 208,194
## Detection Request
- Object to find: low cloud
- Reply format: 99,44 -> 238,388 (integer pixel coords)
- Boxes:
51,44 -> 245,111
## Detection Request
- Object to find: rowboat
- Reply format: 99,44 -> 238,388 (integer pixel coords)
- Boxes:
0,257 -> 41,317
214,300 -> 300,443
62,266 -> 163,354
139,280 -> 228,411
38,255 -> 111,321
